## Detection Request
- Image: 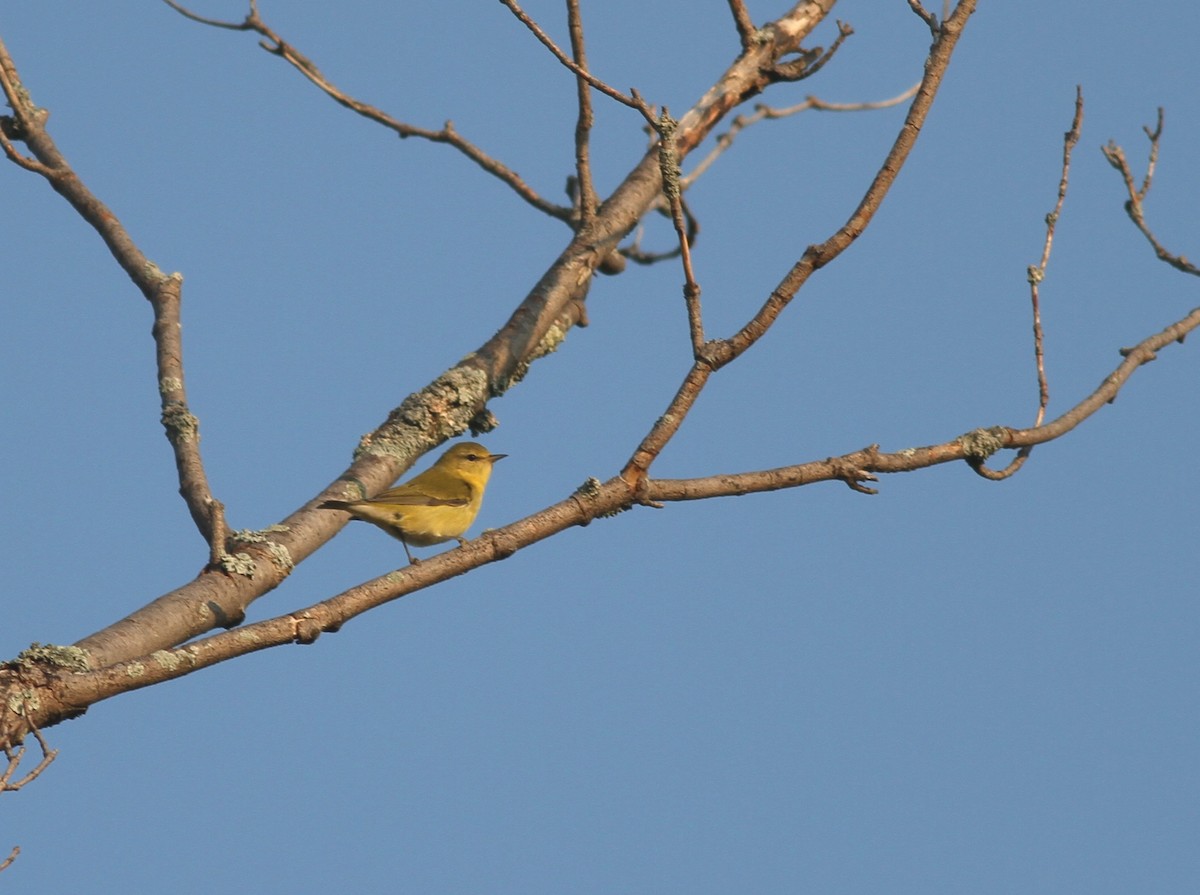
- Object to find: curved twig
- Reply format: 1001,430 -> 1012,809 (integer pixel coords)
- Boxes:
498,0 -> 657,125
684,81 -> 921,188
163,0 -> 572,221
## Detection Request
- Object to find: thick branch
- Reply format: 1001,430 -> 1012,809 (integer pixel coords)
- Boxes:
49,1 -> 842,675
23,290 -> 1200,721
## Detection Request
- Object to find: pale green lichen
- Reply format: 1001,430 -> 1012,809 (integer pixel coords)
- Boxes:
151,648 -> 198,672
161,403 -> 199,444
500,318 -> 570,392
574,477 -> 602,498
357,366 -> 492,462
151,650 -> 182,672
228,528 -> 293,572
125,661 -> 146,677
7,687 -> 40,714
230,528 -> 265,544
158,376 -> 182,395
265,541 -> 294,572
16,643 -> 91,672
959,427 -> 1007,462
657,112 -> 681,202
220,551 -> 257,577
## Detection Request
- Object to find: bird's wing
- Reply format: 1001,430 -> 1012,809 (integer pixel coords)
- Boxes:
369,482 -> 470,508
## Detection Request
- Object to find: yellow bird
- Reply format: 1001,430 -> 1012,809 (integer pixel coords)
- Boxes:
320,442 -> 506,563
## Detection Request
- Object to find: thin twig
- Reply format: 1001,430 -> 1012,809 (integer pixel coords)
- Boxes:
684,82 -> 920,187
1,719 -> 57,791
620,200 -> 699,266
498,0 -> 657,125
1025,86 -> 1084,428
163,0 -> 572,221
728,0 -> 757,50
1102,109 -> 1199,277
161,0 -> 257,29
207,499 -> 229,567
655,110 -> 705,353
0,44 -> 52,175
0,846 -> 17,874
907,0 -> 938,33
566,0 -> 598,227
770,20 -> 854,82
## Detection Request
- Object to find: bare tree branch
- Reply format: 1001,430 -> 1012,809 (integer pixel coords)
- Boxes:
684,82 -> 920,188
907,0 -> 939,34
0,34 -> 219,545
979,87 -> 1085,482
3,0 -> 1195,780
770,19 -> 853,82
0,0 -> 841,691
622,0 -> 978,486
1102,109 -> 1200,277
163,0 -> 573,221
728,0 -> 757,50
567,0 -> 600,227
26,278 -> 1200,710
498,0 -> 657,124
1,715 -> 57,791
1027,86 -> 1084,426
654,110 -> 706,354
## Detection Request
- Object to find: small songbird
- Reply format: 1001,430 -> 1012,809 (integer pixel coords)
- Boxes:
320,442 -> 506,564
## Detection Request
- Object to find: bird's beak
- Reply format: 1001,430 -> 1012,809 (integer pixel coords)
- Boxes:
489,453 -> 508,463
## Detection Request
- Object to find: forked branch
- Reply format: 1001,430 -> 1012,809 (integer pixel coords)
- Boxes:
1102,109 -> 1199,277
973,87 -> 1084,481
0,35 -> 219,545
622,0 -> 978,484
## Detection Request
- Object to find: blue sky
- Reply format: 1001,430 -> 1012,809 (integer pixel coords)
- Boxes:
3,3 -> 1198,892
